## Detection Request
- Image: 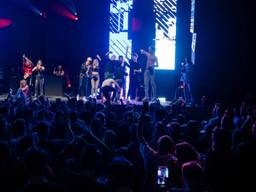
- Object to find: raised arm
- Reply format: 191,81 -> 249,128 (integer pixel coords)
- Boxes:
125,46 -> 130,60
140,49 -> 150,57
96,54 -> 102,61
32,66 -> 37,72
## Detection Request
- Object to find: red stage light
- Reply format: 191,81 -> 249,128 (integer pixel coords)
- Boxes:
0,18 -> 12,29
52,3 -> 78,21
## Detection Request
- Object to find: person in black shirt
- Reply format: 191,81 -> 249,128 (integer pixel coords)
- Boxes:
77,57 -> 92,100
114,55 -> 129,100
32,60 -> 45,97
126,48 -> 142,101
104,54 -> 116,80
180,57 -> 194,105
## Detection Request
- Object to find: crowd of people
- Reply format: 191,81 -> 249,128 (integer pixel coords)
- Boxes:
1,92 -> 256,192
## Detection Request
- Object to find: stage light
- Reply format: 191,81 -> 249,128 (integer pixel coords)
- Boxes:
52,3 -> 78,21
61,0 -> 77,16
13,0 -> 41,16
0,18 -> 12,29
158,97 -> 166,102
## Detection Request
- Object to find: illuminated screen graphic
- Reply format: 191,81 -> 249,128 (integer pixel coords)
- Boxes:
154,0 -> 177,70
109,0 -> 133,98
109,0 -> 133,59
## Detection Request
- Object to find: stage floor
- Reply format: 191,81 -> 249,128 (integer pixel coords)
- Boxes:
0,94 -> 172,106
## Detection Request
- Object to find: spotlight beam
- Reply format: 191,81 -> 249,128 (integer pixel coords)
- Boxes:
12,0 -> 41,16
0,18 -> 12,29
51,3 -> 78,21
60,0 -> 77,16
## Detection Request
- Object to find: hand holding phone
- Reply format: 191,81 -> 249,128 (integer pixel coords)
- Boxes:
157,166 -> 169,187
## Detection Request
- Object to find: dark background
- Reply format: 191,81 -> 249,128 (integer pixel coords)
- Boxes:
0,0 -> 255,105
0,0 -> 109,92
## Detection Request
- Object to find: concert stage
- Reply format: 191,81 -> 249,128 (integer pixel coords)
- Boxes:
0,93 -> 172,106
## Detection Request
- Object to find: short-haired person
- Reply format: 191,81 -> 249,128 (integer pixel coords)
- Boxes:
126,46 -> 142,101
101,78 -> 121,104
32,59 -> 45,97
180,57 -> 194,105
141,46 -> 158,101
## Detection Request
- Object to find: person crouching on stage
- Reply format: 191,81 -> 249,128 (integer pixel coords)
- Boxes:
8,80 -> 30,103
32,60 -> 45,97
22,54 -> 33,86
101,78 -> 121,104
91,55 -> 101,98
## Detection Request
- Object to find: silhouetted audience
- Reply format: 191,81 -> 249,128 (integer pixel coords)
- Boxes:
0,94 -> 256,192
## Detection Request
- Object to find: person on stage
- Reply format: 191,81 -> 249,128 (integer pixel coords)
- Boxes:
8,80 -> 30,104
104,53 -> 116,80
126,47 -> 142,101
114,55 -> 129,100
53,64 -> 66,95
32,59 -> 45,97
101,78 -> 121,104
77,57 -> 92,100
141,46 -> 158,101
180,57 -> 194,105
53,65 -> 65,77
22,54 -> 33,86
91,55 -> 101,98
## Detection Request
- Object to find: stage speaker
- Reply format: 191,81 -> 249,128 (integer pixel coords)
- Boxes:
44,75 -> 63,96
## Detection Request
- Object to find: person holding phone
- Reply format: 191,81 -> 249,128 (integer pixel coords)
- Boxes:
137,109 -> 177,191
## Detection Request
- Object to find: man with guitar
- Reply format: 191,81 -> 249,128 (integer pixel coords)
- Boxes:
22,54 -> 33,86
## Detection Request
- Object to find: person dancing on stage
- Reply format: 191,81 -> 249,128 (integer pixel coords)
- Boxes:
77,57 -> 92,100
114,55 -> 129,100
126,46 -> 142,101
22,54 -> 33,86
104,53 -> 116,80
32,59 -> 45,97
180,57 -> 194,105
91,55 -> 101,98
141,46 -> 158,101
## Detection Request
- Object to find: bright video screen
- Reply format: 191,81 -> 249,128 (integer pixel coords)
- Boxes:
154,0 -> 177,70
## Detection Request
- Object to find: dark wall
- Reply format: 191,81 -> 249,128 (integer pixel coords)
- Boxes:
195,0 -> 255,105
0,0 -> 109,92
